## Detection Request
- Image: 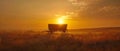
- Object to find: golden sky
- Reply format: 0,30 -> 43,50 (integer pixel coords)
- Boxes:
0,0 -> 120,30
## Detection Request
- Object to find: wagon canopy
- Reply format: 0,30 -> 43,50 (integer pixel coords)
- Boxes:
48,24 -> 67,33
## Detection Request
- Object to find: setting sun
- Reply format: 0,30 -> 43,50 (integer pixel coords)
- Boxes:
56,15 -> 69,24
58,18 -> 64,24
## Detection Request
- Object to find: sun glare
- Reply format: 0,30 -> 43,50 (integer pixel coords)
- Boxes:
58,18 -> 64,24
56,15 -> 68,24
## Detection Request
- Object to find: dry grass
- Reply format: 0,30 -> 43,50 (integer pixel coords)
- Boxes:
0,30 -> 120,51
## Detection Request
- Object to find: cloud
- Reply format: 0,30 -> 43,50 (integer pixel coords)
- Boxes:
68,0 -> 120,19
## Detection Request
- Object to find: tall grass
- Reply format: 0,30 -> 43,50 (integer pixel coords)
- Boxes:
0,31 -> 120,51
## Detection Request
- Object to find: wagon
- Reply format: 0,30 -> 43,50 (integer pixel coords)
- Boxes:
48,24 -> 67,33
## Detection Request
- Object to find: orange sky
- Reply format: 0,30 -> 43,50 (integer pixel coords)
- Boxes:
0,0 -> 120,30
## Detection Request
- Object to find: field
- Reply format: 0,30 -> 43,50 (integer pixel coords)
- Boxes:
0,27 -> 120,51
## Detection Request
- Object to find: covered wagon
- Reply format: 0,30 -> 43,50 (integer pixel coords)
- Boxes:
48,24 -> 67,33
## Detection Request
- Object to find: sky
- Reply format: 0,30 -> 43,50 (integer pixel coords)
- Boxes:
0,0 -> 120,30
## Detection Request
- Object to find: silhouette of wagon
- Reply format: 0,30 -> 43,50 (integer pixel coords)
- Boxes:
48,24 -> 67,33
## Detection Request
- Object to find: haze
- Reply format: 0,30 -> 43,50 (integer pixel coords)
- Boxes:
0,0 -> 120,30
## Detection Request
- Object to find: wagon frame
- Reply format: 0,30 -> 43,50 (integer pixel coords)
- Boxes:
48,24 -> 67,33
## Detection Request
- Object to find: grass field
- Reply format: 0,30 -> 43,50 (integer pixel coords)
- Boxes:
0,27 -> 120,51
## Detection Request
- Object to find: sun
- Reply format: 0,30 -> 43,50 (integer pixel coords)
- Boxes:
56,15 -> 68,24
58,18 -> 64,24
